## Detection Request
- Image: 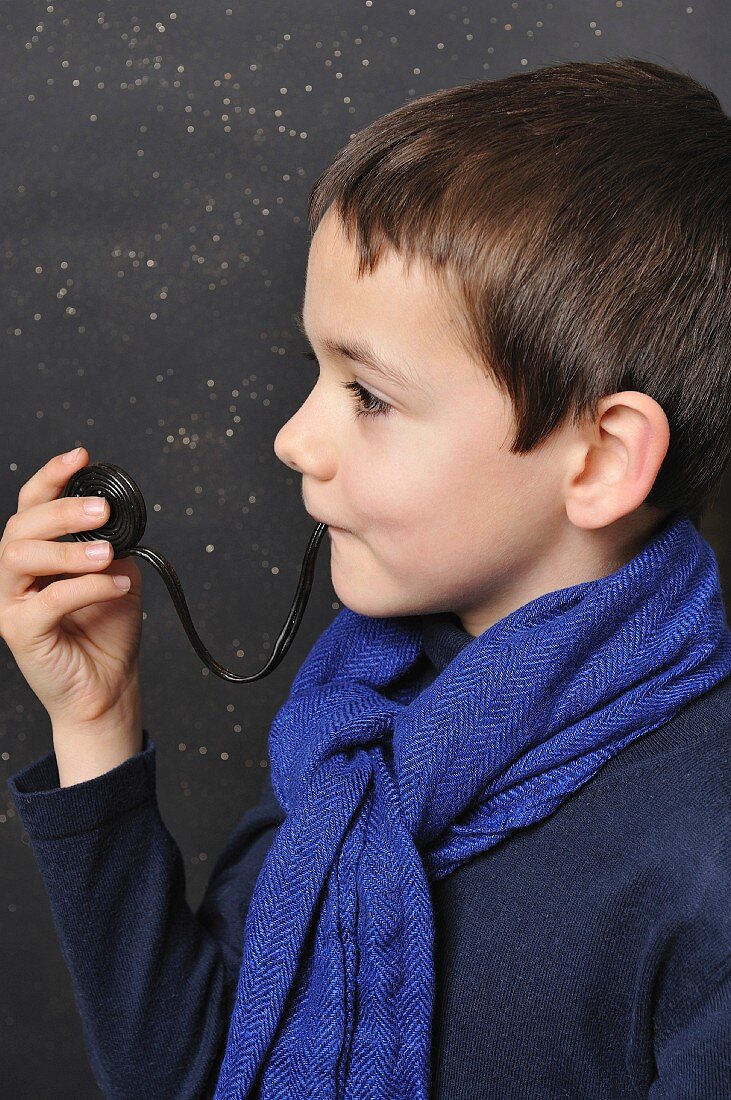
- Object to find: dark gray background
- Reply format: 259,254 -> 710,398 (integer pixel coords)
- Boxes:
1,1 -> 729,1095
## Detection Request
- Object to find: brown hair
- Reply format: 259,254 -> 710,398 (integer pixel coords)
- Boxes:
306,58 -> 731,527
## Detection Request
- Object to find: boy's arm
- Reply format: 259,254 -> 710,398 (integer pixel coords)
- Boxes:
649,951 -> 731,1097
6,730 -> 281,1100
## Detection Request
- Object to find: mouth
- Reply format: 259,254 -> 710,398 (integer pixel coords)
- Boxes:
308,512 -> 350,534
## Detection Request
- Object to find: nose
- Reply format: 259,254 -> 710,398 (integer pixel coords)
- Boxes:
273,393 -> 336,479
273,417 -> 300,472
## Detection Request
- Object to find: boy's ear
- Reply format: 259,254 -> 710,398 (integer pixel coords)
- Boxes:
563,391 -> 670,531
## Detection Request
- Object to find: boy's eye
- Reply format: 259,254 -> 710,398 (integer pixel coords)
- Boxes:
301,350 -> 393,420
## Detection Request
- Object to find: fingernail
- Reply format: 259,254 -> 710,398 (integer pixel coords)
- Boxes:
85,542 -> 111,561
62,447 -> 81,464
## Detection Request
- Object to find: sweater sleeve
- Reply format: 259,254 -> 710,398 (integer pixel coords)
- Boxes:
648,936 -> 731,1097
646,888 -> 729,1095
6,730 -> 283,1100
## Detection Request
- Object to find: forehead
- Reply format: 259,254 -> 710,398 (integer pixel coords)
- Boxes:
296,302 -> 430,394
307,208 -> 442,302
304,211 -> 470,378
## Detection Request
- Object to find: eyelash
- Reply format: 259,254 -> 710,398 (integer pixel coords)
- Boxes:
301,350 -> 393,420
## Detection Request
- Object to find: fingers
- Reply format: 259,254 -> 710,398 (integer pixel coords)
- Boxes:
0,570 -> 131,655
2,536 -> 112,600
16,447 -> 88,515
27,570 -> 132,635
0,447 -> 110,607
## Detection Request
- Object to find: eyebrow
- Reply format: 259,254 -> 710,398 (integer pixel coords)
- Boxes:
294,306 -> 422,393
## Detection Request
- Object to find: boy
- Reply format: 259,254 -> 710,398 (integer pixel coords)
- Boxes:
7,57 -> 731,1098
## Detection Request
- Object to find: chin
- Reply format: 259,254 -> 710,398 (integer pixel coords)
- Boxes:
330,581 -> 421,621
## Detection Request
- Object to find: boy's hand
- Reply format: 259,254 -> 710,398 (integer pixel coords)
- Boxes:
0,447 -> 144,730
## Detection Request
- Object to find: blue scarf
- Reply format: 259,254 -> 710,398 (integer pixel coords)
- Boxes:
214,511 -> 731,1099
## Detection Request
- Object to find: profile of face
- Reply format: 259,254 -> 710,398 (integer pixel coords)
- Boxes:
274,207 -> 670,637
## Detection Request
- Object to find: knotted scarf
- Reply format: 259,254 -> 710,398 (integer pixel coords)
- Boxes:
214,510 -> 731,1099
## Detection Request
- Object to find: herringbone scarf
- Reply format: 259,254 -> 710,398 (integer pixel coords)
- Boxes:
214,511 -> 731,1099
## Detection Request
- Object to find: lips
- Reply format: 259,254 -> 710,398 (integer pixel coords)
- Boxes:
304,495 -> 352,532
308,512 -> 347,531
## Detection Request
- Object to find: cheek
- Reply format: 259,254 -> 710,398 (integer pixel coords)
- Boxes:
339,398 -> 507,533
337,436 -> 418,526
357,441 -> 474,543
350,458 -> 441,531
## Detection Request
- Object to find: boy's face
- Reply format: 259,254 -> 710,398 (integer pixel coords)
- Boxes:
274,208 -> 617,637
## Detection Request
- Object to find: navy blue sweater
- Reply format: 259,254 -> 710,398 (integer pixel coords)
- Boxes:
7,611 -> 731,1099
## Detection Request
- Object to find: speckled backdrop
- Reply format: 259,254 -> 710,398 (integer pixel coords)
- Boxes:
1,2 -> 729,1096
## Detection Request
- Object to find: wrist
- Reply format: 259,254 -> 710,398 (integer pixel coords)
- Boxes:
52,692 -> 143,788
